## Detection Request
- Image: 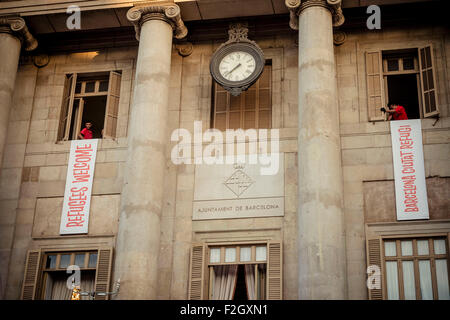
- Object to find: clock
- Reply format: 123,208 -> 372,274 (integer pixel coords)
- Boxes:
210,24 -> 265,96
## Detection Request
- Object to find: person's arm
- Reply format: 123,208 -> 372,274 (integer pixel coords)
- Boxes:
78,128 -> 85,140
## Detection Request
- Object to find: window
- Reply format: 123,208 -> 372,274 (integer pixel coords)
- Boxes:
58,71 -> 121,141
367,235 -> 450,300
188,242 -> 282,300
365,45 -> 439,121
211,63 -> 272,130
21,248 -> 113,300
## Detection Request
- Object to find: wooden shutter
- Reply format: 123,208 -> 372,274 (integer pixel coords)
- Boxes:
58,74 -> 76,141
21,250 -> 42,300
419,44 -> 439,117
365,51 -> 385,121
188,243 -> 207,300
267,241 -> 282,300
366,237 -> 383,300
103,71 -> 121,139
94,247 -> 113,300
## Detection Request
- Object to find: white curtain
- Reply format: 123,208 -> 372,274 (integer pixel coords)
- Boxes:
212,265 -> 238,300
244,265 -> 256,300
385,261 -> 399,300
419,260 -> 433,300
44,271 -> 95,300
402,261 -> 416,300
435,259 -> 450,300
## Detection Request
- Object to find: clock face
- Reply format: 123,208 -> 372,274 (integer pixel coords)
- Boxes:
210,41 -> 265,96
219,51 -> 256,82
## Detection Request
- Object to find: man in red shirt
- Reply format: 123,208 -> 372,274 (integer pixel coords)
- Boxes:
78,122 -> 93,139
382,102 -> 408,120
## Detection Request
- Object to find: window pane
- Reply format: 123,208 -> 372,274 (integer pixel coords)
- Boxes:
403,57 -> 414,70
46,255 -> 57,269
420,48 -> 426,68
225,248 -> 236,263
401,241 -> 413,256
427,69 -> 434,90
417,240 -> 429,255
259,89 -> 271,110
244,111 -> 255,129
384,241 -> 397,257
99,80 -> 109,92
229,112 -> 240,129
85,81 -> 95,93
245,90 -> 256,110
240,247 -> 251,262
88,253 -> 97,268
216,92 -> 227,112
435,259 -> 450,300
425,47 -> 431,68
230,95 -> 241,111
434,239 -> 446,254
59,254 -> 70,269
386,261 -> 399,300
215,113 -> 226,131
210,248 -> 221,263
422,71 -> 429,91
402,261 -> 416,300
387,59 -> 399,71
258,110 -> 271,129
255,246 -> 267,262
419,260 -> 433,300
75,82 -> 82,94
74,254 -> 85,268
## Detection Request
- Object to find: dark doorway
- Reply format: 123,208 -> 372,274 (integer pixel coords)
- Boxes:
82,96 -> 107,139
233,265 -> 248,301
387,74 -> 420,119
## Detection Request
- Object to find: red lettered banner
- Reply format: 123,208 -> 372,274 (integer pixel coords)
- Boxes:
390,120 -> 429,220
60,139 -> 98,234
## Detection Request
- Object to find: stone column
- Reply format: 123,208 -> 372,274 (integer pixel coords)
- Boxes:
286,0 -> 347,299
0,16 -> 37,173
114,3 -> 187,299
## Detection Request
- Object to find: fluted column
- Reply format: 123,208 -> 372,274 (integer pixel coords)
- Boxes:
113,3 -> 186,299
0,16 -> 37,173
286,0 -> 347,299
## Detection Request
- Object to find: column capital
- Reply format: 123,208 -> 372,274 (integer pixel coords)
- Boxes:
0,15 -> 38,51
285,0 -> 345,30
127,2 -> 187,41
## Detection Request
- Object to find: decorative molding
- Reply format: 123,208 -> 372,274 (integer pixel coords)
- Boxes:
126,2 -> 187,41
33,53 -> 50,68
174,41 -> 193,57
285,0 -> 345,30
333,30 -> 346,46
0,15 -> 37,51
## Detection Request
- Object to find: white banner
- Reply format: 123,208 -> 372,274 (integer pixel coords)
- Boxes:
60,139 -> 98,234
390,120 -> 429,220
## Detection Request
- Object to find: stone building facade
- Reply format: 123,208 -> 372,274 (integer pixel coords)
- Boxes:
0,0 -> 448,300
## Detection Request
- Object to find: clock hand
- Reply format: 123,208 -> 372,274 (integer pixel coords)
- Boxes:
224,63 -> 242,77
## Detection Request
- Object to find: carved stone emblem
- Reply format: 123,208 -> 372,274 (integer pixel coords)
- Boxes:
224,165 -> 254,198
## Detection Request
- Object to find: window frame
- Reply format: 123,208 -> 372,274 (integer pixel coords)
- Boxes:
211,62 -> 273,130
206,242 -> 268,300
58,71 -> 122,141
381,234 -> 450,300
21,247 -> 113,300
363,43 -> 441,122
382,52 -> 424,119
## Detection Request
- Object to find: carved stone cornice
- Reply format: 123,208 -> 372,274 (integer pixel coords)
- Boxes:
285,0 -> 345,30
0,15 -> 38,51
126,2 -> 187,41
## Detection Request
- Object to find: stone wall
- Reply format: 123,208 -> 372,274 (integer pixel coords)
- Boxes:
0,23 -> 449,300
